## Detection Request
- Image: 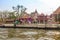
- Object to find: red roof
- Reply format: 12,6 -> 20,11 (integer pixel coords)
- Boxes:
37,16 -> 48,20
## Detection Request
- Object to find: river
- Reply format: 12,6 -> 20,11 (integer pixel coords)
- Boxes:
0,28 -> 60,40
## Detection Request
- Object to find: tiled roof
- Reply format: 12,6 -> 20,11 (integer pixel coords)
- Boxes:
53,7 -> 60,14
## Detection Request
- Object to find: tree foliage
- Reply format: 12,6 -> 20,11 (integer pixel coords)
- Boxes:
8,12 -> 16,19
12,5 -> 27,17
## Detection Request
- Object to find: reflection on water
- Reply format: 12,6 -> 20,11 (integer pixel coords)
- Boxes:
0,28 -> 60,40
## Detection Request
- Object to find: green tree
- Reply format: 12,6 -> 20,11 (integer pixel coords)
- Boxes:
12,5 -> 27,17
0,11 -> 10,22
12,5 -> 20,17
20,5 -> 27,17
9,12 -> 16,19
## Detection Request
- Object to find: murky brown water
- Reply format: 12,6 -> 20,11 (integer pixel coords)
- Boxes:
0,28 -> 60,40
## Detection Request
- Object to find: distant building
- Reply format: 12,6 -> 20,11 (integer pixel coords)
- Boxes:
48,14 -> 56,24
19,10 -> 49,24
52,7 -> 60,23
31,10 -> 39,19
19,11 -> 32,24
20,11 -> 30,18
31,10 -> 39,23
37,13 -> 48,23
53,7 -> 60,14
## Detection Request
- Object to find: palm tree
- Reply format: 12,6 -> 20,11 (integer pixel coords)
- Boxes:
17,5 -> 20,16
12,6 -> 15,10
20,5 -> 27,17
12,5 -> 27,17
20,5 -> 27,12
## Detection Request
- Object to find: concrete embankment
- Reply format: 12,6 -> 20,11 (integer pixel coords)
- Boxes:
0,24 -> 60,29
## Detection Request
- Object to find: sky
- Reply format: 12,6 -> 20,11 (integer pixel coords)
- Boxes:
0,0 -> 60,15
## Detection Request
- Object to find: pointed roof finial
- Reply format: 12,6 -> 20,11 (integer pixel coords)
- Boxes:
35,9 -> 38,13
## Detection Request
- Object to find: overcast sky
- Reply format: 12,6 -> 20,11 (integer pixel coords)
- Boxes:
0,0 -> 60,15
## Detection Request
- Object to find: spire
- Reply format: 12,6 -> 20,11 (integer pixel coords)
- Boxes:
35,9 -> 38,13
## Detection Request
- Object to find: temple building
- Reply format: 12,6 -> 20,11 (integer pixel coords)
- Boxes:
31,9 -> 39,23
31,10 -> 49,24
31,10 -> 39,19
19,11 -> 32,24
52,7 -> 60,24
37,13 -> 48,23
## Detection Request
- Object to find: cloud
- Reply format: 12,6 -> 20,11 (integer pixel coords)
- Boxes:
26,0 -> 60,15
37,0 -> 60,14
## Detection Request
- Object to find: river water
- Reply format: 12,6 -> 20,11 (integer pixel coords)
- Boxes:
0,28 -> 60,40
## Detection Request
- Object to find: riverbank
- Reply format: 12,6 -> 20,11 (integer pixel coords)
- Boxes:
0,24 -> 60,29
